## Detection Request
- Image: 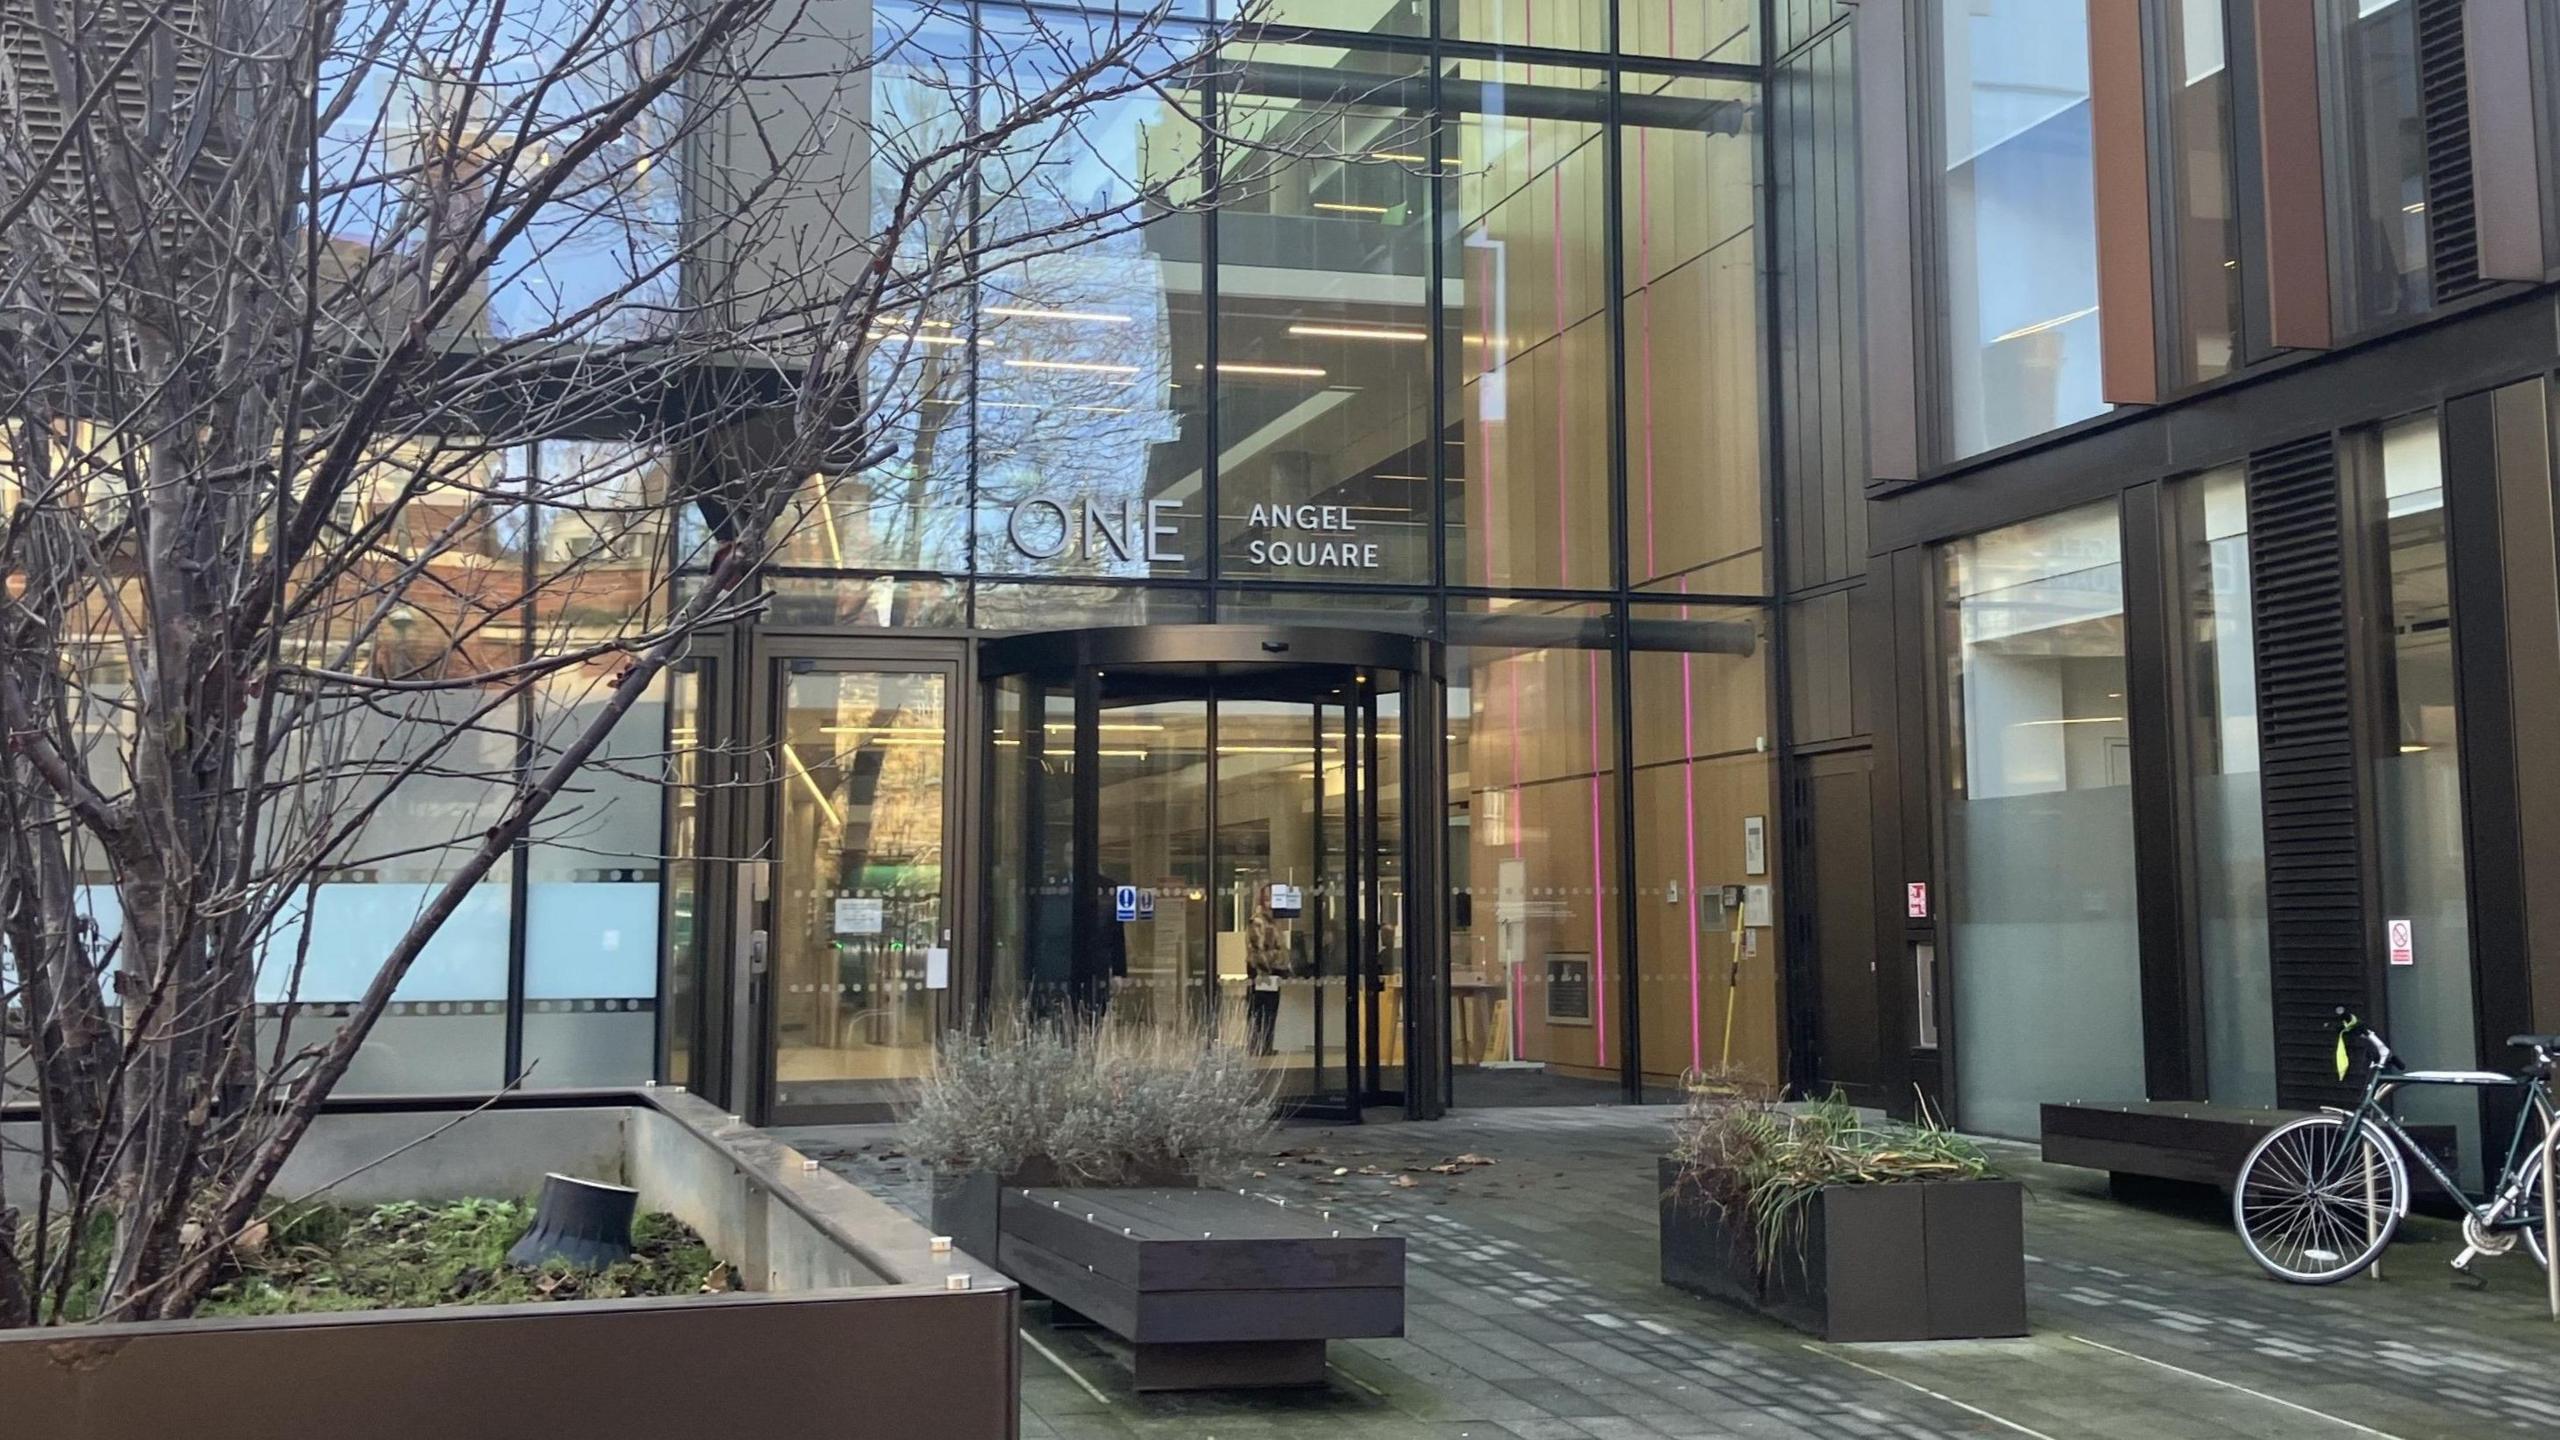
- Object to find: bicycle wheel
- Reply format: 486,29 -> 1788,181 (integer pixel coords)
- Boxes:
2233,1114 -> 2406,1284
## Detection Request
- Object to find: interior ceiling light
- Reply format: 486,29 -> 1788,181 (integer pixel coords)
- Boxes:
1312,201 -> 1391,215
1287,323 -> 1427,343
1991,305 -> 2100,344
1196,361 -> 1328,378
1004,358 -> 1141,374
820,725 -> 944,735
870,332 -> 969,347
985,305 -> 1132,323
1369,151 -> 1426,163
2010,716 -> 2126,727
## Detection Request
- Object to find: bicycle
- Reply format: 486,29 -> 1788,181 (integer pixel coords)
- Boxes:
2231,1007 -> 2559,1284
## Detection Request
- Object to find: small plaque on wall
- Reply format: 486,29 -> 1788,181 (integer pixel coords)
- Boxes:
1544,953 -> 1594,1025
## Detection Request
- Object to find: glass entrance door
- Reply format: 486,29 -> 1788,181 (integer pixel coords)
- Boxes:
768,660 -> 954,1122
984,640 -> 1421,1120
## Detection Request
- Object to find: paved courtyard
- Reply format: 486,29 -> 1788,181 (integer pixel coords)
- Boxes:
789,1107 -> 2560,1440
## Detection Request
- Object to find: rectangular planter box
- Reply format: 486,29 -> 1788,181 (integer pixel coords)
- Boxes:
1658,1157 -> 2026,1342
1,1089 -> 1020,1440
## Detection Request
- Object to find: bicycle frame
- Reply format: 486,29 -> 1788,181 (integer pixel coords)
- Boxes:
2328,1057 -> 2556,1239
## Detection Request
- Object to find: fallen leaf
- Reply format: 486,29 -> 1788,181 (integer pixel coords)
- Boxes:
700,1262 -> 732,1294
1332,1167 -> 1350,1177
1451,1153 -> 1496,1168
1388,1175 -> 1420,1189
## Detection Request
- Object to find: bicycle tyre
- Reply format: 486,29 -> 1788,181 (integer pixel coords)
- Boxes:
2233,1113 -> 2407,1284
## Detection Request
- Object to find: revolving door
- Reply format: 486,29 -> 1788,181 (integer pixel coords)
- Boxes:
980,625 -> 1443,1120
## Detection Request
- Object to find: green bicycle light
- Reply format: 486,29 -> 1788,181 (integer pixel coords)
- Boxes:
2335,1013 -> 2360,1081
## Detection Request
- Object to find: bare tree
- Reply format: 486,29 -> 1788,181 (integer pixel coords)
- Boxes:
0,0 -> 1361,1324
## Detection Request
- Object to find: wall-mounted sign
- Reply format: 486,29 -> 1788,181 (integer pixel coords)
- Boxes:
1237,503 -> 1384,571
2387,917 -> 2415,966
1267,882 -> 1303,918
1544,953 -> 1594,1024
1906,882 -> 1929,920
1005,495 -> 1186,564
1744,815 -> 1767,876
1115,884 -> 1140,922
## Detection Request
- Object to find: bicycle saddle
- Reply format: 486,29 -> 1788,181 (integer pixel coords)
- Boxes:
2508,1034 -> 2560,1050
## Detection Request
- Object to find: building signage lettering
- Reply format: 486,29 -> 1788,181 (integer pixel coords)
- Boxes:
1239,503 -> 1383,571
1006,495 -> 1186,564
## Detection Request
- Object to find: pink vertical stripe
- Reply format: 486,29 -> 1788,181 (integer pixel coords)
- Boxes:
1586,652 -> 1609,1063
1507,657 -> 1527,1059
1552,166 -> 1570,586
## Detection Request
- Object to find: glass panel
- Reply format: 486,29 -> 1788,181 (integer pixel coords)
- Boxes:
1218,692 -> 1351,1103
1624,0 -> 1759,63
973,581 -> 1208,629
522,669 -> 665,1088
773,669 -> 950,1110
2165,0 -> 2241,385
974,18 -> 1210,578
1629,605 -> 1773,1087
1095,698 -> 1214,1021
1217,587 -> 1434,632
1014,682 -> 1085,1006
1255,0 -> 1426,38
768,1 -> 973,572
1445,0 -> 1608,52
987,675 -> 1034,1014
1941,503 -> 2141,1138
523,439 -> 675,1088
1217,44 -> 1435,585
663,665 -> 709,1091
1623,73 -> 1763,594
2174,467 -> 2273,1107
1367,684 -> 1408,1094
2321,0 -> 2432,332
1447,601 -> 1623,1104
762,575 -> 968,628
1935,0 -> 2106,457
1443,58 -> 1614,588
2368,415 -> 2479,1175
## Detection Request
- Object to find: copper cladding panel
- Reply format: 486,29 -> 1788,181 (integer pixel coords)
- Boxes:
2466,0 -> 2552,280
2256,0 -> 2336,349
2089,0 -> 2160,404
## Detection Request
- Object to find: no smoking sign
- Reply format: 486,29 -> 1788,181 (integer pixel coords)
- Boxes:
2387,918 -> 2415,967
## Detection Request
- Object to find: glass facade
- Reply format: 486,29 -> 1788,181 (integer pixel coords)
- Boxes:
682,2 -> 1770,1111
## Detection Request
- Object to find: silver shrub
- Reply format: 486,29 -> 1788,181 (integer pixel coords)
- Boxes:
902,1000 -> 1276,1185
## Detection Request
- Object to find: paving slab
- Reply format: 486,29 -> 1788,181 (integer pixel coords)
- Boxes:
785,1106 -> 2559,1439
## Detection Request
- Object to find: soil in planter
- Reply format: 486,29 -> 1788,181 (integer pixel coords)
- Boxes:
190,1198 -> 731,1317
5,1194 -> 732,1322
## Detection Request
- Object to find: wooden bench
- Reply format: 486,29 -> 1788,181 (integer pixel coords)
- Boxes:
996,1185 -> 1404,1391
2041,1101 -> 2457,1190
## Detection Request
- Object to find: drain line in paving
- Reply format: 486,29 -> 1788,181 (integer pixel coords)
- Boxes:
1021,1329 -> 1112,1406
1798,1345 -> 2061,1440
2065,1335 -> 2407,1439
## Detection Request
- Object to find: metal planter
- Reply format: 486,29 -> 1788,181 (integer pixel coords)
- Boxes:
1657,1157 -> 2027,1342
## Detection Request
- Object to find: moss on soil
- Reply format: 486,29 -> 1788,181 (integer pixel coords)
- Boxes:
196,1197 -> 726,1317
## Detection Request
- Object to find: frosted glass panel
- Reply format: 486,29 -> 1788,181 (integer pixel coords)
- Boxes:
2180,468 -> 2273,1106
2370,416 -> 2480,1180
1941,502 -> 2143,1138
